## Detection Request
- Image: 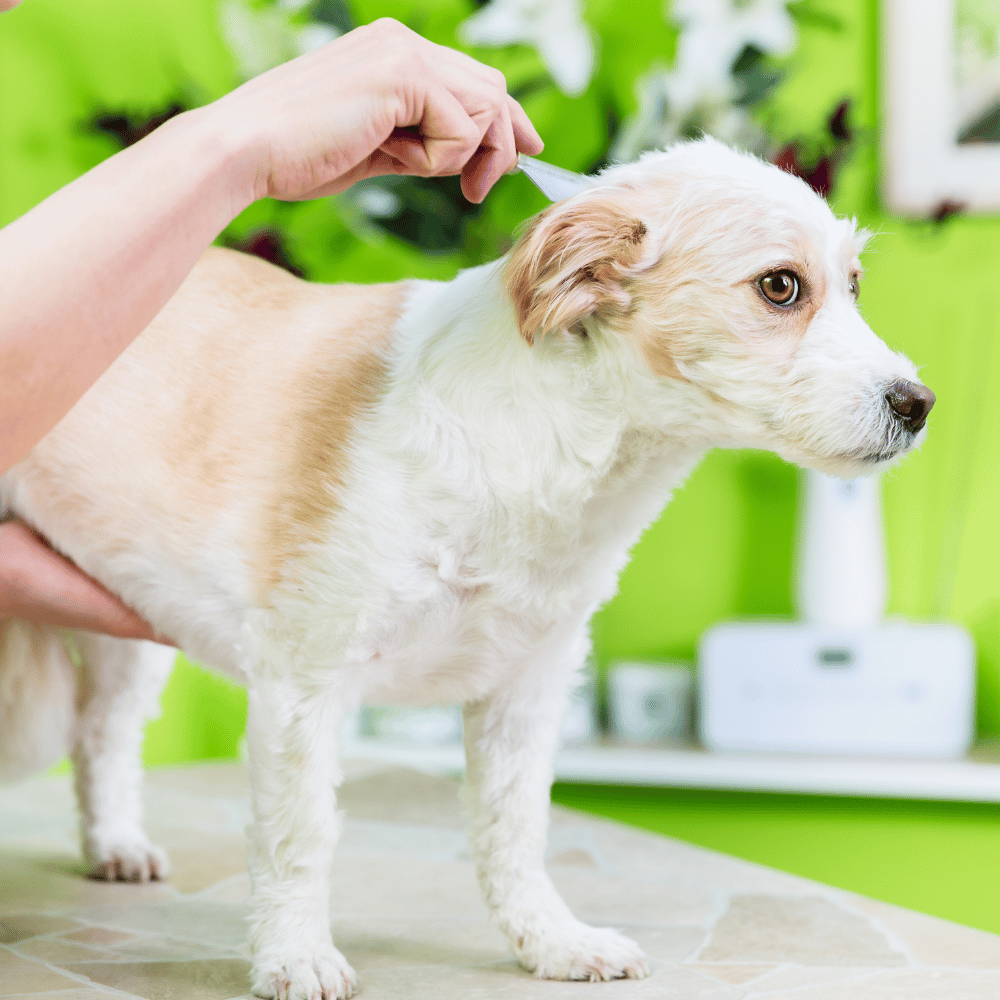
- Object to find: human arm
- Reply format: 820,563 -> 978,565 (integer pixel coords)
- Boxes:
0,520 -> 168,641
0,18 -> 542,473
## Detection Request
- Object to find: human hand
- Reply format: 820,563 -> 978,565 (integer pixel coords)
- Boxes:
210,17 -> 544,206
0,520 -> 172,644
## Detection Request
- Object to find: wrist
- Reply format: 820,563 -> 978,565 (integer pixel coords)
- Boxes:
182,97 -> 273,211
155,104 -> 262,223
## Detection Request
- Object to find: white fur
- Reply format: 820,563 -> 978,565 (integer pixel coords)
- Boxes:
0,140 -> 929,999
0,621 -> 76,783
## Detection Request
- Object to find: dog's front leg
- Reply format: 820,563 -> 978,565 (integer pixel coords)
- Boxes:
245,674 -> 355,1000
462,631 -> 649,982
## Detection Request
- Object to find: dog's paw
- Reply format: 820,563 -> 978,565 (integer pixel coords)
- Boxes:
252,947 -> 357,1000
515,921 -> 650,982
85,828 -> 169,883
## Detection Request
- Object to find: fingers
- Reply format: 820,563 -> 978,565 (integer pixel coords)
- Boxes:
0,519 -> 170,643
243,18 -> 545,204
435,46 -> 542,154
382,81 -> 484,176
461,101 -> 516,203
378,62 -> 541,202
508,94 -> 544,156
428,46 -> 542,201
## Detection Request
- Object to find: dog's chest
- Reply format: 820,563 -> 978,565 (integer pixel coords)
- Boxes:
322,533 -> 582,704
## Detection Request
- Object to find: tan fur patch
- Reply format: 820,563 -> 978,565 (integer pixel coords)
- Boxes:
624,252 -> 705,381
164,251 -> 317,493
504,199 -> 651,346
135,248 -> 408,599
626,238 -> 830,382
634,326 -> 684,381
260,281 -> 406,593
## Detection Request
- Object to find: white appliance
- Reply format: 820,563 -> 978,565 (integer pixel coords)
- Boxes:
698,470 -> 976,759
560,669 -> 600,746
607,662 -> 693,742
348,664 -> 599,750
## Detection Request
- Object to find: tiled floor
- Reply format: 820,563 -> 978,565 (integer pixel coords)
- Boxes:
3,761 -> 1000,998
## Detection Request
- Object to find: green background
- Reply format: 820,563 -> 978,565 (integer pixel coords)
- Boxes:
5,0 -> 1000,936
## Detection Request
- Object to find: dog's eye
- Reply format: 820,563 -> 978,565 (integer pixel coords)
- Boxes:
759,270 -> 800,307
849,272 -> 861,300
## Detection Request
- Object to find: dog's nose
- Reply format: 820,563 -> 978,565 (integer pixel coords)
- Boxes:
885,379 -> 936,433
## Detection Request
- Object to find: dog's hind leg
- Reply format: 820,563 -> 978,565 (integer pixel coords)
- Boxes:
72,634 -> 176,882
0,620 -> 76,784
462,625 -> 650,982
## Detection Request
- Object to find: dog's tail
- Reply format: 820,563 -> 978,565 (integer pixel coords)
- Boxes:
0,620 -> 76,784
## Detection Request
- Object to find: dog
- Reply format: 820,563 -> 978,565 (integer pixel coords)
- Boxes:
0,138 -> 934,999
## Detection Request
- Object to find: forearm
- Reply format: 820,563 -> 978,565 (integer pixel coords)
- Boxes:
0,107 -> 253,472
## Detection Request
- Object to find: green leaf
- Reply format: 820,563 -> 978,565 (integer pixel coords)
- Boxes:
787,0 -> 845,32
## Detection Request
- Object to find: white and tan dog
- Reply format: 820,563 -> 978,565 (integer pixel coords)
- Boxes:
0,139 -> 933,999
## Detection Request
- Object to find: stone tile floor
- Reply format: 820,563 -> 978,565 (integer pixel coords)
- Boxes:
2,760 -> 1000,998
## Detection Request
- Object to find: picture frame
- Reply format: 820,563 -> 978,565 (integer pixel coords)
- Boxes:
884,0 -> 1000,213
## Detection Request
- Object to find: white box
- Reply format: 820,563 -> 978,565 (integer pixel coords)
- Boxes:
560,672 -> 599,746
358,704 -> 463,747
350,673 -> 599,750
699,621 -> 975,759
607,662 -> 694,743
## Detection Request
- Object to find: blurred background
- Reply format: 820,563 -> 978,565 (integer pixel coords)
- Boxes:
5,0 -> 1000,939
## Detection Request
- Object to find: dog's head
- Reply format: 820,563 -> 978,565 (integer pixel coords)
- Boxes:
504,138 -> 932,477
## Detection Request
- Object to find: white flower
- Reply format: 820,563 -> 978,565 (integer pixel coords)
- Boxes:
612,0 -> 794,162
459,0 -> 596,97
221,0 -> 340,80
353,185 -> 403,220
668,0 -> 795,110
612,66 -> 764,162
296,22 -> 339,53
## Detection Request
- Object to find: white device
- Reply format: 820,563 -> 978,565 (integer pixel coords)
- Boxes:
358,704 -> 464,747
560,669 -> 599,746
607,662 -> 693,743
699,621 -> 975,758
796,472 -> 887,628
350,666 -> 598,750
698,470 -> 976,759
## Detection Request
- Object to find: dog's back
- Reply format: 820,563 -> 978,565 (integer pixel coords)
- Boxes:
0,248 -> 413,671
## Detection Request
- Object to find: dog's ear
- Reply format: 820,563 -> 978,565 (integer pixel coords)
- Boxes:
504,198 -> 654,346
